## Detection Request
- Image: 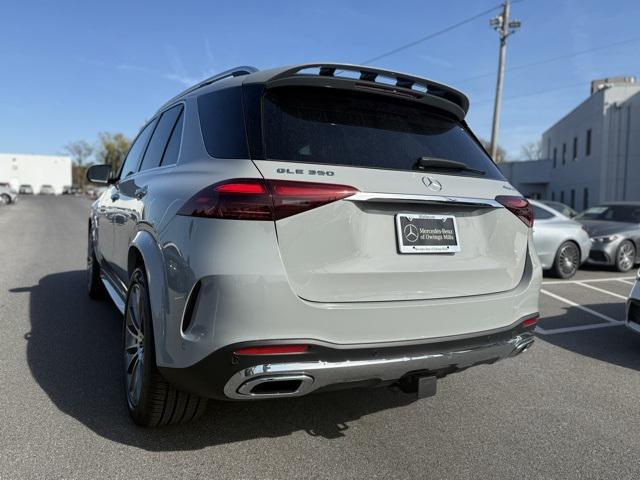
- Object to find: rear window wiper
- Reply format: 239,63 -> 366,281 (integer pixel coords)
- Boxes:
414,156 -> 485,176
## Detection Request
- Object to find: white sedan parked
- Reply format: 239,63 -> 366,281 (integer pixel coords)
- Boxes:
0,184 -> 18,205
531,200 -> 591,279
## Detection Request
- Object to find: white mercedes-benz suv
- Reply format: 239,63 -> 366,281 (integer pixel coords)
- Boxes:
86,63 -> 541,426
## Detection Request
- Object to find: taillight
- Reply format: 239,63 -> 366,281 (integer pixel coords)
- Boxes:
178,179 -> 272,220
495,195 -> 534,228
234,345 -> 309,355
269,180 -> 358,220
178,179 -> 358,220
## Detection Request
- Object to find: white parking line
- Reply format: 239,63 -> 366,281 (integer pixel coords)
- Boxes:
537,288 -> 626,335
540,289 -> 620,323
542,276 -> 635,286
574,281 -> 628,300
535,321 -> 625,335
617,278 -> 636,286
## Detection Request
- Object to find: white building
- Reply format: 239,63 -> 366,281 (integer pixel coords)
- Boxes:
0,153 -> 72,195
501,76 -> 640,209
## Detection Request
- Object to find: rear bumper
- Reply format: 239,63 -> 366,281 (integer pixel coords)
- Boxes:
159,316 -> 537,401
155,216 -> 541,370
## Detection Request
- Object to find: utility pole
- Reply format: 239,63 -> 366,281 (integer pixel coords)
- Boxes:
489,1 -> 521,161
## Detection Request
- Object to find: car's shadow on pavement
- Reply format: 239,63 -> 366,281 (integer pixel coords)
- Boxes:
17,270 -> 417,450
536,308 -> 640,371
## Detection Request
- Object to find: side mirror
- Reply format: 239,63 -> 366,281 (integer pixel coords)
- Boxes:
86,164 -> 112,184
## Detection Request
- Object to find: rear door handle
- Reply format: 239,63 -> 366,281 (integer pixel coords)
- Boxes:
134,186 -> 148,199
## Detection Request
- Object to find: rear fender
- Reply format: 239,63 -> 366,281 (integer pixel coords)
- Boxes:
129,230 -> 173,365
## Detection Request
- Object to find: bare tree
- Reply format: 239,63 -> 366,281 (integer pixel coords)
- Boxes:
520,140 -> 543,161
64,140 -> 93,166
480,138 -> 508,163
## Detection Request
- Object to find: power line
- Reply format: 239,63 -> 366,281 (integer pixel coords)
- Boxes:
455,37 -> 640,84
504,81 -> 585,100
359,4 -> 504,65
474,80 -> 586,104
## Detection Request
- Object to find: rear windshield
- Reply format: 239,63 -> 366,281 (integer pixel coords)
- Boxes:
262,86 -> 503,179
576,205 -> 640,223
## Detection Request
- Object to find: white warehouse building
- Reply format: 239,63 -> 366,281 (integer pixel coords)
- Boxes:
0,153 -> 72,195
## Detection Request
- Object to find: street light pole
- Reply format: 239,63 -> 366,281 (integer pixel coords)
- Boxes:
489,1 -> 520,161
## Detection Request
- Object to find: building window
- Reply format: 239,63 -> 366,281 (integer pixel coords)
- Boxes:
547,138 -> 551,158
562,143 -> 566,164
553,148 -> 557,168
572,137 -> 577,161
560,191 -> 565,203
570,189 -> 575,208
551,191 -> 555,201
583,188 -> 589,210
586,129 -> 591,156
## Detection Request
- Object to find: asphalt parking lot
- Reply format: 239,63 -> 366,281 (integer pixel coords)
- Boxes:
1,196 -> 640,479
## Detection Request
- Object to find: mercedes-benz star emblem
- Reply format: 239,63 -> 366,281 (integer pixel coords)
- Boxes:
422,176 -> 443,192
403,223 -> 419,243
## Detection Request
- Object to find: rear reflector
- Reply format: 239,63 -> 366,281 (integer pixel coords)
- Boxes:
522,314 -> 539,328
234,345 -> 309,355
495,195 -> 534,228
178,179 -> 358,221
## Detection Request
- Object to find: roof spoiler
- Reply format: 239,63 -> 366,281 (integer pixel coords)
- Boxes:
261,63 -> 469,119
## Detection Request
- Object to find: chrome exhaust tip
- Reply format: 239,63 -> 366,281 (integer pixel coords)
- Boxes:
236,374 -> 314,398
511,335 -> 534,357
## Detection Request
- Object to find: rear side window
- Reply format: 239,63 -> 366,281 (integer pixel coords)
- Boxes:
139,105 -> 183,171
119,119 -> 157,179
198,86 -> 249,158
161,109 -> 184,166
533,206 -> 554,220
262,86 -> 504,180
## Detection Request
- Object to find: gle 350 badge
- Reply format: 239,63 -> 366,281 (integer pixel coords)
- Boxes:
277,167 -> 335,176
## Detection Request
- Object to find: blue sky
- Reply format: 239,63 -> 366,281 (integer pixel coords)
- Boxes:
2,0 -> 639,160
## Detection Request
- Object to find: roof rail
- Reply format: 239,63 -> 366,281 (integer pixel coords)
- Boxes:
158,65 -> 258,111
265,63 -> 469,117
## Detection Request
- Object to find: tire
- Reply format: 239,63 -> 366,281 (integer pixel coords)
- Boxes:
0,194 -> 10,204
124,267 -> 207,427
615,240 -> 636,272
87,230 -> 105,299
551,241 -> 580,279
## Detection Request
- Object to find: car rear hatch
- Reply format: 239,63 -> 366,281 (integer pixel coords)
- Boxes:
244,71 -> 530,303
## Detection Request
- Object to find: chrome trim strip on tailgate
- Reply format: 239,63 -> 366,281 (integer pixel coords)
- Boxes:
347,192 -> 502,207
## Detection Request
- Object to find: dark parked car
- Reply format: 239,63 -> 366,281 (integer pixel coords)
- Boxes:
19,184 -> 33,194
576,202 -> 640,272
